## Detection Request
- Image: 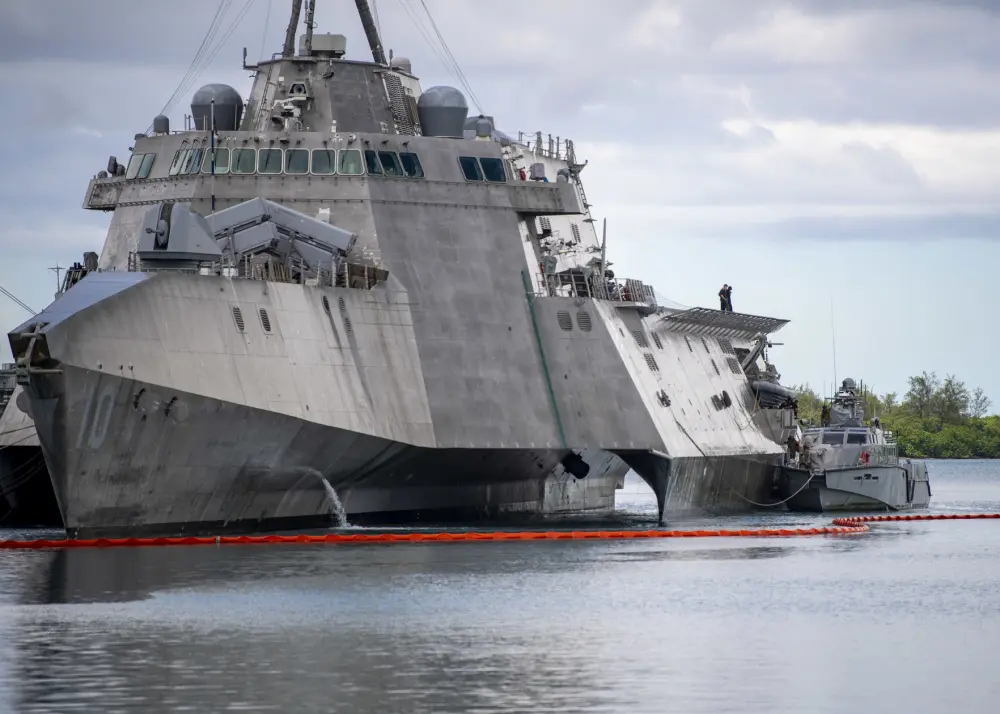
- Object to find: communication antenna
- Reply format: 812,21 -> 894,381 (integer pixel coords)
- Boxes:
49,263 -> 64,293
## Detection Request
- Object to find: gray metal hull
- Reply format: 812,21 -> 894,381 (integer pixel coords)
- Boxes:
620,450 -> 782,520
12,261 -> 782,537
780,464 -> 932,513
21,365 -> 627,537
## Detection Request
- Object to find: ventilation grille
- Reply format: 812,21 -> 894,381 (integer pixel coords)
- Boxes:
631,329 -> 649,348
726,357 -> 743,375
557,311 -> 573,331
232,306 -> 245,332
259,308 -> 272,333
711,359 -> 720,375
644,353 -> 660,372
322,295 -> 331,315
383,72 -> 416,135
651,333 -> 663,350
539,216 -> 552,233
685,336 -> 693,353
701,337 -> 710,353
570,223 -> 581,242
718,338 -> 735,355
576,311 -> 592,331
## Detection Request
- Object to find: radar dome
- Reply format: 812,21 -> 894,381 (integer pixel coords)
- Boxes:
390,57 -> 413,74
152,115 -> 170,135
417,86 -> 468,139
191,83 -> 244,132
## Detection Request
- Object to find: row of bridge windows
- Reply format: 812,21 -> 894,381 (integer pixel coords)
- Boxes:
165,147 -> 425,178
126,147 -> 511,184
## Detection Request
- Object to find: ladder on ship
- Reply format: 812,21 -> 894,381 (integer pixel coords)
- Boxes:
576,178 -> 596,223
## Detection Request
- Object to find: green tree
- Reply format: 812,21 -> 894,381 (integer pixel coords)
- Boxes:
904,371 -> 939,417
790,384 -> 822,425
931,374 -> 969,428
969,387 -> 991,419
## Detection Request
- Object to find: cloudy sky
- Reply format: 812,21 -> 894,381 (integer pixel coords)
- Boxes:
1,0 -> 998,407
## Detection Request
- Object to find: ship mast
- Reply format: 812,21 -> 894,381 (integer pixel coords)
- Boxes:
283,0 -> 386,64
281,0 -> 304,57
303,0 -> 316,55
354,0 -> 388,65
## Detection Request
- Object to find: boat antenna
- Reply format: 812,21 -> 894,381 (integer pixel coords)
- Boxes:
282,0 -> 304,57
355,0 -> 389,65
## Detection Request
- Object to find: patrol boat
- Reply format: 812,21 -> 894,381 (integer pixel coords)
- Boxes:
778,378 -> 932,512
5,0 -> 796,537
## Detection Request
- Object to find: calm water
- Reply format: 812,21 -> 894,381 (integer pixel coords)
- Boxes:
1,460 -> 999,713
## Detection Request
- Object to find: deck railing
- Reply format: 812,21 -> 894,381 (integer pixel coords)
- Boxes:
532,272 -> 658,311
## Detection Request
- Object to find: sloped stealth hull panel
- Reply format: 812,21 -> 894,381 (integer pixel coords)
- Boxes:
619,450 -> 781,520
25,366 -> 619,537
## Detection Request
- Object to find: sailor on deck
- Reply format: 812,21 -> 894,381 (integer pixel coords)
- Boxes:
719,284 -> 730,311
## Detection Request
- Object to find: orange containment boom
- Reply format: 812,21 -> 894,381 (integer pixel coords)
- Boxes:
0,513 -> 997,550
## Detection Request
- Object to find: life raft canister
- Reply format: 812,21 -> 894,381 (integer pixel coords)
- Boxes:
861,451 -> 870,466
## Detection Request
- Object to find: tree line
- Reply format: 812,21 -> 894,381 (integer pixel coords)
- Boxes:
792,372 -> 998,459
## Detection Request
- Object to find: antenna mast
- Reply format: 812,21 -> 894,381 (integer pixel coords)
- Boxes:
282,0 -> 304,57
354,0 -> 388,65
303,0 -> 316,55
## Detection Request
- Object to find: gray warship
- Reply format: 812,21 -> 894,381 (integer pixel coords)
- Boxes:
778,378 -> 932,512
2,0 -> 798,537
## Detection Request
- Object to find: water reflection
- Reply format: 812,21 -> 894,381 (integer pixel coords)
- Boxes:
0,464 -> 998,713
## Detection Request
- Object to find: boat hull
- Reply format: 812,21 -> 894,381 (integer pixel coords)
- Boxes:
21,364 -> 628,537
779,464 -> 932,513
618,450 -> 783,521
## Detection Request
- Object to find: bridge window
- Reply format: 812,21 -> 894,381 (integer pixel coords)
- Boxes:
399,152 -> 423,178
168,150 -> 188,176
364,149 -> 383,175
137,152 -> 156,178
258,148 -> 283,174
459,156 -> 483,181
125,153 -> 145,179
339,149 -> 363,175
378,151 -> 403,177
822,432 -> 844,446
201,148 -> 230,174
231,148 -> 257,174
285,148 -> 309,174
846,432 -> 868,445
311,149 -> 336,174
183,149 -> 204,174
480,157 -> 507,183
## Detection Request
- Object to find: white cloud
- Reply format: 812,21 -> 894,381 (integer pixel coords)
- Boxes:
712,5 -> 869,64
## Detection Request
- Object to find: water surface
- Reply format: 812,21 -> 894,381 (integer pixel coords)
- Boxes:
0,459 -> 998,713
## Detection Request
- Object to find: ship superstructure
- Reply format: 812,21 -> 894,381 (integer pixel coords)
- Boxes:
5,1 -> 796,536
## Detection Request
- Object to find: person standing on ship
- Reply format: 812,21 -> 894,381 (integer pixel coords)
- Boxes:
719,284 -> 730,311
725,285 -> 734,312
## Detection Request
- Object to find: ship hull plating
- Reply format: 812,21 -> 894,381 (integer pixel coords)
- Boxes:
23,366 -> 623,537
620,451 -> 781,521
778,466 -> 932,513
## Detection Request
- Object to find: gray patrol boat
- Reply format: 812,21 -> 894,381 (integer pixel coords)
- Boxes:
2,0 -> 798,537
778,378 -> 931,512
